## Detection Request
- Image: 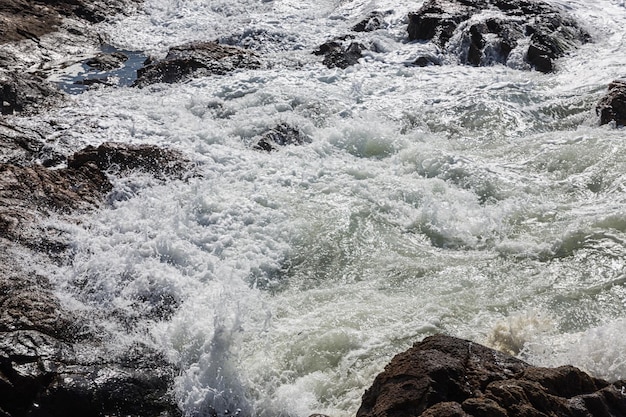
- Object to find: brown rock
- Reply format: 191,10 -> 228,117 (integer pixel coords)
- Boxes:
356,334 -> 626,417
68,141 -> 192,178
596,80 -> 626,126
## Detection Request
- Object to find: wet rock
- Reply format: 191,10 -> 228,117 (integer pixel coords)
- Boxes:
407,0 -> 590,72
253,124 -> 311,152
85,52 -> 129,71
0,0 -> 141,44
353,11 -> 387,33
68,141 -> 193,178
0,72 -> 62,115
134,41 -> 261,87
314,38 -> 365,69
356,334 -> 626,417
596,79 -> 626,126
413,55 -> 442,67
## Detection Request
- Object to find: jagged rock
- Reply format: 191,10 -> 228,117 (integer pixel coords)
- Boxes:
85,52 -> 129,71
353,11 -> 387,32
133,41 -> 261,87
0,0 -> 141,44
68,141 -> 192,178
0,72 -> 62,115
253,124 -> 311,152
356,334 -> 626,417
596,79 -> 626,126
314,38 -> 365,69
407,0 -> 590,72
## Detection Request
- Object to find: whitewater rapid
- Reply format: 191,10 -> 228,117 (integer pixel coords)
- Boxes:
28,0 -> 626,416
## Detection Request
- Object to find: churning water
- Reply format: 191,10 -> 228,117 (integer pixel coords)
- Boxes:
31,0 -> 626,416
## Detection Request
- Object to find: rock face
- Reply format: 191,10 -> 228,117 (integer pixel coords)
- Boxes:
407,0 -> 590,72
357,334 -> 626,417
134,41 -> 261,87
596,80 -> 626,126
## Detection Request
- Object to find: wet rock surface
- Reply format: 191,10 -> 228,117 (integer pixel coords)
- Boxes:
596,79 -> 626,126
253,123 -> 311,152
407,0 -> 590,72
314,38 -> 365,69
68,141 -> 193,179
0,140 -> 191,416
134,41 -> 262,87
356,334 -> 626,417
0,72 -> 62,115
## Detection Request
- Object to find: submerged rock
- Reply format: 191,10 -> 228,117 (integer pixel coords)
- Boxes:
134,41 -> 261,87
407,0 -> 590,72
596,79 -> 626,126
356,334 -> 626,417
253,123 -> 311,152
85,52 -> 129,71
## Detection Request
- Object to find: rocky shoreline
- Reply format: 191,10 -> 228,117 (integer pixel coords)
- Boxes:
1,0 -> 626,416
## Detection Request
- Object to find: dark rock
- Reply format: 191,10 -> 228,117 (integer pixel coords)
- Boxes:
253,124 -> 311,152
134,41 -> 261,87
314,38 -> 365,69
596,80 -> 626,126
413,55 -> 442,67
0,72 -> 62,115
85,52 -> 129,71
353,11 -> 387,33
407,0 -> 590,72
356,334 -> 625,417
68,141 -> 193,178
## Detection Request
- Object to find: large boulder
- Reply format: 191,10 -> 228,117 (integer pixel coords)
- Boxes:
596,80 -> 626,126
356,334 -> 626,417
134,41 -> 261,87
407,0 -> 590,72
314,38 -> 365,69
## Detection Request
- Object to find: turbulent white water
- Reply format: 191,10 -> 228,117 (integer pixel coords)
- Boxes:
29,0 -> 626,416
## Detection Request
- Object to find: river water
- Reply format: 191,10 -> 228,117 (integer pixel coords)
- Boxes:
31,0 -> 626,416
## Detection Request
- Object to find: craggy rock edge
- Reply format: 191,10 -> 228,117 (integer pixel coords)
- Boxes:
355,334 -> 626,417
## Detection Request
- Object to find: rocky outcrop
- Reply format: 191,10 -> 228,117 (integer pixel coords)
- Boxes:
314,38 -> 365,69
596,80 -> 626,126
134,41 -> 261,87
253,123 -> 311,152
0,0 -> 142,44
0,142 -> 194,417
407,0 -> 590,72
357,334 -> 626,417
